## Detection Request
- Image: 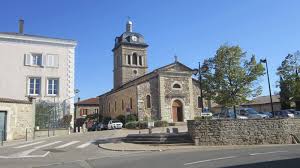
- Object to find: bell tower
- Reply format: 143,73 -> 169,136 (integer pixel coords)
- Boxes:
112,20 -> 148,89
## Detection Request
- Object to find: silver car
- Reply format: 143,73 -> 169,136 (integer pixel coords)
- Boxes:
239,108 -> 269,119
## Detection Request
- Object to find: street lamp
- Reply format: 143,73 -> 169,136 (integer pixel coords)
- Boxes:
193,62 -> 206,113
260,58 -> 274,117
73,89 -> 80,132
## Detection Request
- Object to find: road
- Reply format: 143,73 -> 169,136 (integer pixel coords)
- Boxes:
0,130 -> 300,168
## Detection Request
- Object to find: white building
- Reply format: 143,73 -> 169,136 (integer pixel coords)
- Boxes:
0,20 -> 77,124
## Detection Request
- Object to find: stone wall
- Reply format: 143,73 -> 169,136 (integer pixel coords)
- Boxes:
137,77 -> 159,120
99,85 -> 137,119
188,119 -> 300,145
0,100 -> 35,141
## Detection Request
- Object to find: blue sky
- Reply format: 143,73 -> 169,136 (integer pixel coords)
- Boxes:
1,0 -> 300,100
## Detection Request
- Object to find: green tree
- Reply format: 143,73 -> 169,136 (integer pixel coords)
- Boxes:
202,45 -> 265,116
277,52 -> 300,110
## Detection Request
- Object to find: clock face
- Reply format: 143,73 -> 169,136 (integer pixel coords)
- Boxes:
131,36 -> 137,42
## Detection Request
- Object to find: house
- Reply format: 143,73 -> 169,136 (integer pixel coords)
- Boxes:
0,19 -> 77,137
74,98 -> 100,119
242,95 -> 281,112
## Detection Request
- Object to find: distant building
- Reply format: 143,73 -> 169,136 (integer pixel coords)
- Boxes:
98,21 -> 205,122
242,95 -> 281,112
74,98 -> 99,119
0,20 -> 77,136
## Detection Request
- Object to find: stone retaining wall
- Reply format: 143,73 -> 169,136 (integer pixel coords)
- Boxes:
187,119 -> 300,145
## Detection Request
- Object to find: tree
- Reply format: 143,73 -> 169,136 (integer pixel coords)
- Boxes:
201,45 -> 265,116
277,51 -> 300,110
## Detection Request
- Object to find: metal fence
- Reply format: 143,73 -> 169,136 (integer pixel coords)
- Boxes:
35,100 -> 71,130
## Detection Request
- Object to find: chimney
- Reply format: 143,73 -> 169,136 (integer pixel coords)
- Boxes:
19,19 -> 24,34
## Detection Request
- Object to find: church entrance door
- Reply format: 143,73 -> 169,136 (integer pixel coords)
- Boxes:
172,100 -> 183,122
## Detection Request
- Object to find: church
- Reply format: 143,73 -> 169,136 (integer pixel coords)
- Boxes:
98,21 -> 205,123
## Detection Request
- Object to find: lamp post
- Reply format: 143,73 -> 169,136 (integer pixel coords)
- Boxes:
73,89 -> 80,132
260,58 -> 274,116
193,62 -> 205,113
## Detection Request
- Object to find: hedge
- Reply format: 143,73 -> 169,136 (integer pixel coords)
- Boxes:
125,120 -> 169,129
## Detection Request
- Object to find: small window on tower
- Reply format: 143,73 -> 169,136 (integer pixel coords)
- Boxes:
133,53 -> 138,65
139,56 -> 142,66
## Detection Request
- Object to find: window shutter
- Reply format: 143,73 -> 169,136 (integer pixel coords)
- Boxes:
24,54 -> 31,66
54,55 -> 59,67
42,53 -> 47,67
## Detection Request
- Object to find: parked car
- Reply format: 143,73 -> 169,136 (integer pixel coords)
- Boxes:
107,120 -> 123,129
258,112 -> 273,118
238,108 -> 269,119
201,112 -> 213,117
214,108 -> 248,119
274,110 -> 294,118
90,122 -> 104,131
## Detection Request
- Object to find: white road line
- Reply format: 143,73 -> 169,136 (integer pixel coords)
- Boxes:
76,141 -> 95,149
249,150 -> 288,156
184,156 -> 237,166
55,141 -> 80,149
13,141 -> 45,149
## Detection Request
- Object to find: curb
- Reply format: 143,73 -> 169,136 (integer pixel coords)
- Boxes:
98,143 -> 166,152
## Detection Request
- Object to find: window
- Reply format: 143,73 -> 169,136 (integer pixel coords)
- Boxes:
139,56 -> 143,66
146,95 -> 151,108
197,96 -> 203,108
109,103 -> 111,113
31,53 -> 42,66
28,77 -> 41,95
130,98 -> 133,109
133,53 -> 137,65
127,55 -> 131,65
47,79 -> 59,95
115,101 -> 117,112
122,100 -> 124,110
47,55 -> 59,67
173,83 -> 181,89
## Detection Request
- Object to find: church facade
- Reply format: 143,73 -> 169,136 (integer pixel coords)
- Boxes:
98,21 -> 204,122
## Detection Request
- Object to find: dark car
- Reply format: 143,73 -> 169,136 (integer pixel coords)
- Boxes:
273,110 -> 294,118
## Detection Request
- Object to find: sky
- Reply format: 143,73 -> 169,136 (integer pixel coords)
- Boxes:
1,0 -> 300,100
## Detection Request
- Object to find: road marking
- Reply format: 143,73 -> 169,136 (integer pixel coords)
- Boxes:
55,141 -> 80,149
76,141 -> 95,149
14,141 -> 46,149
184,156 -> 237,166
249,150 -> 288,156
0,141 -> 62,159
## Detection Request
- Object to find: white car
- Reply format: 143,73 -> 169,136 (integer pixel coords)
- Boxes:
201,112 -> 213,117
239,108 -> 269,119
107,120 -> 123,129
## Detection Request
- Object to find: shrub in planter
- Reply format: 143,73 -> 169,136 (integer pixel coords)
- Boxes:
168,122 -> 176,126
154,120 -> 168,127
194,116 -> 212,120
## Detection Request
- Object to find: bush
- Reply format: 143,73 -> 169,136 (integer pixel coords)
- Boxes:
168,122 -> 176,126
116,115 -> 126,125
125,121 -> 138,129
125,121 -> 148,129
194,116 -> 212,120
154,120 -> 168,127
103,116 -> 112,124
126,114 -> 137,122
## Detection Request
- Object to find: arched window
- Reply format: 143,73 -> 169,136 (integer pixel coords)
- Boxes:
109,103 -> 111,113
130,98 -> 133,109
146,95 -> 151,108
127,55 -> 131,65
122,100 -> 124,110
173,83 -> 181,89
133,53 -> 138,65
114,101 -> 117,112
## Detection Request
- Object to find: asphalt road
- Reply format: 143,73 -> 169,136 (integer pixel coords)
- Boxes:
1,131 -> 300,168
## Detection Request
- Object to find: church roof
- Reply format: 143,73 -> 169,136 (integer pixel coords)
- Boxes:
98,61 -> 194,97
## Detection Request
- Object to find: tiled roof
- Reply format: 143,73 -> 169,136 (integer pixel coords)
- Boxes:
243,95 -> 280,105
0,97 -> 31,104
75,98 -> 99,106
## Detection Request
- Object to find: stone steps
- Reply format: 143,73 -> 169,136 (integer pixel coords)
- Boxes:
123,132 -> 193,144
